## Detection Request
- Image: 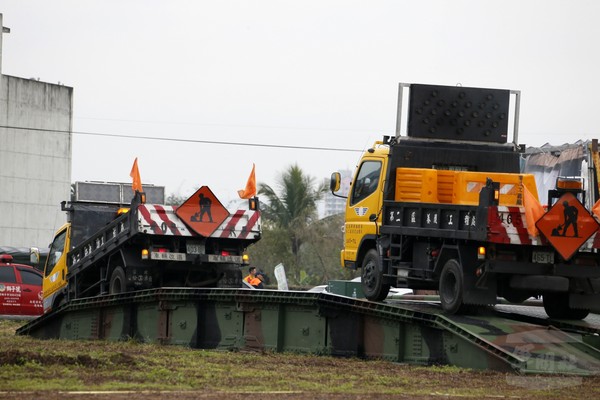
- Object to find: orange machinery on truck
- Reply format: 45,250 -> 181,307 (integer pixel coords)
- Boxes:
331,83 -> 600,319
42,184 -> 261,313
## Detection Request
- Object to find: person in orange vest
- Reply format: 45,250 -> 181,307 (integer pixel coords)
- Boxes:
244,266 -> 263,288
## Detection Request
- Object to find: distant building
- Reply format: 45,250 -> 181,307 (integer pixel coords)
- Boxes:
320,169 -> 352,218
0,14 -> 74,248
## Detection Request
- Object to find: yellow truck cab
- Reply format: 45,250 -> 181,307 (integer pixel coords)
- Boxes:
42,223 -> 70,313
335,142 -> 388,271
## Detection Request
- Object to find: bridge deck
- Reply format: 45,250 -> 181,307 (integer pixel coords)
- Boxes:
16,288 -> 600,375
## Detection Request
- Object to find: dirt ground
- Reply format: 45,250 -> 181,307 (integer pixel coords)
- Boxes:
0,389 -> 596,400
0,393 -> 454,400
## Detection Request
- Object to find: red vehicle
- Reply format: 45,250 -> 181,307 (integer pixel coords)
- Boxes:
0,254 -> 43,317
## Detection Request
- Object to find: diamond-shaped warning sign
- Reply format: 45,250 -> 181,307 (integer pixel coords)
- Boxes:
536,192 -> 599,260
175,186 -> 230,237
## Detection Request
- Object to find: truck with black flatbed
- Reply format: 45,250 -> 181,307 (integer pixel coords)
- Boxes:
331,83 -> 600,319
42,184 -> 261,313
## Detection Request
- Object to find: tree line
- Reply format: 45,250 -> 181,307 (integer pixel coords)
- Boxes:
250,165 -> 355,287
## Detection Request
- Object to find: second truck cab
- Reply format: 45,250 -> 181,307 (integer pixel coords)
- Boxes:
335,142 -> 389,271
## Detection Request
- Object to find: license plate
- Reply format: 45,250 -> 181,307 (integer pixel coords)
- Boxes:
532,250 -> 554,264
397,269 -> 409,278
186,243 -> 205,255
207,254 -> 242,263
150,252 -> 186,261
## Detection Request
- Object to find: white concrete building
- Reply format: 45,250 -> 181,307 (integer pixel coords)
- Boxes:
0,14 -> 73,248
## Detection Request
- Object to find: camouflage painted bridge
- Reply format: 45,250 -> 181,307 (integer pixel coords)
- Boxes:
16,288 -> 600,375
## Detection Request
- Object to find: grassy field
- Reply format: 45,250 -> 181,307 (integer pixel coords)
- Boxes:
1,319 -> 599,399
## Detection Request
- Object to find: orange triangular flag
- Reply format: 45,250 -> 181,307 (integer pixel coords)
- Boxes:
130,158 -> 143,193
238,164 -> 256,199
592,199 -> 600,220
523,184 -> 545,237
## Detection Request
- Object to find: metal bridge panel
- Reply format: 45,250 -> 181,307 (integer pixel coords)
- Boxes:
279,305 -> 326,353
327,307 -> 363,357
402,323 -> 444,365
197,301 -> 243,350
442,332 -> 514,373
167,302 -> 199,347
100,305 -> 132,341
362,315 -> 402,361
441,313 -> 600,374
243,303 -> 283,352
506,327 -> 600,375
135,303 -> 165,343
59,309 -> 102,340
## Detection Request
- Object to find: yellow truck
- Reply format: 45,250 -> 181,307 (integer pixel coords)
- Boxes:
331,83 -> 600,319
42,185 -> 261,313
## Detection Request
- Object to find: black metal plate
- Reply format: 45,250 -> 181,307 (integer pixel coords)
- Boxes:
408,84 -> 510,143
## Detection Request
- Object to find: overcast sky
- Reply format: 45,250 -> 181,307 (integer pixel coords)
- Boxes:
1,1 -> 599,204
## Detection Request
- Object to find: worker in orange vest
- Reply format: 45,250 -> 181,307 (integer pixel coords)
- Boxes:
244,266 -> 263,288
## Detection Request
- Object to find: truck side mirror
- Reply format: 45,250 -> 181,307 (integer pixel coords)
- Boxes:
29,247 -> 40,265
330,172 -> 341,193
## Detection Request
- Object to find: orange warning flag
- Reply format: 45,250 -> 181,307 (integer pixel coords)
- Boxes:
593,199 -> 600,220
238,164 -> 256,199
130,158 -> 143,193
523,184 -> 545,237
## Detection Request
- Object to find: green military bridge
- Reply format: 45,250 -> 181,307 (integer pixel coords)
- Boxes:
16,288 -> 600,375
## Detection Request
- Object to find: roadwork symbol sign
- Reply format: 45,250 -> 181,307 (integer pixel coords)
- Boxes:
175,186 -> 230,237
536,192 -> 599,260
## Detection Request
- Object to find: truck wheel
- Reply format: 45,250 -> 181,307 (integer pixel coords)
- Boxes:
439,259 -> 464,314
109,266 -> 127,294
361,249 -> 390,301
543,293 -> 589,320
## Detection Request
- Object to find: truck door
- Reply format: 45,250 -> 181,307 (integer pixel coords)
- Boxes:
344,158 -> 384,266
0,265 -> 19,315
42,226 -> 70,312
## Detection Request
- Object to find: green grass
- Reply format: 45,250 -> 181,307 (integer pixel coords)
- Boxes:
1,319 -> 600,398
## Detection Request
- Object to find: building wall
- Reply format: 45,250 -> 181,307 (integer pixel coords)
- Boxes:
0,74 -> 73,248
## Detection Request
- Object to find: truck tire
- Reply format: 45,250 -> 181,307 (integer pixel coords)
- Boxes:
439,259 -> 464,314
543,293 -> 589,320
109,266 -> 127,294
361,249 -> 390,301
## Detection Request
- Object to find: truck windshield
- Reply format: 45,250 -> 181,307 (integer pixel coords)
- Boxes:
45,229 -> 67,277
351,160 -> 382,205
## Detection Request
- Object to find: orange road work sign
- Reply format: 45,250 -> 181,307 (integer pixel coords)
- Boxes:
175,186 -> 230,237
536,192 -> 599,260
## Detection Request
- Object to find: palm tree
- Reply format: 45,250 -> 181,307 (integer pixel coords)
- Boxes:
258,164 -> 327,257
